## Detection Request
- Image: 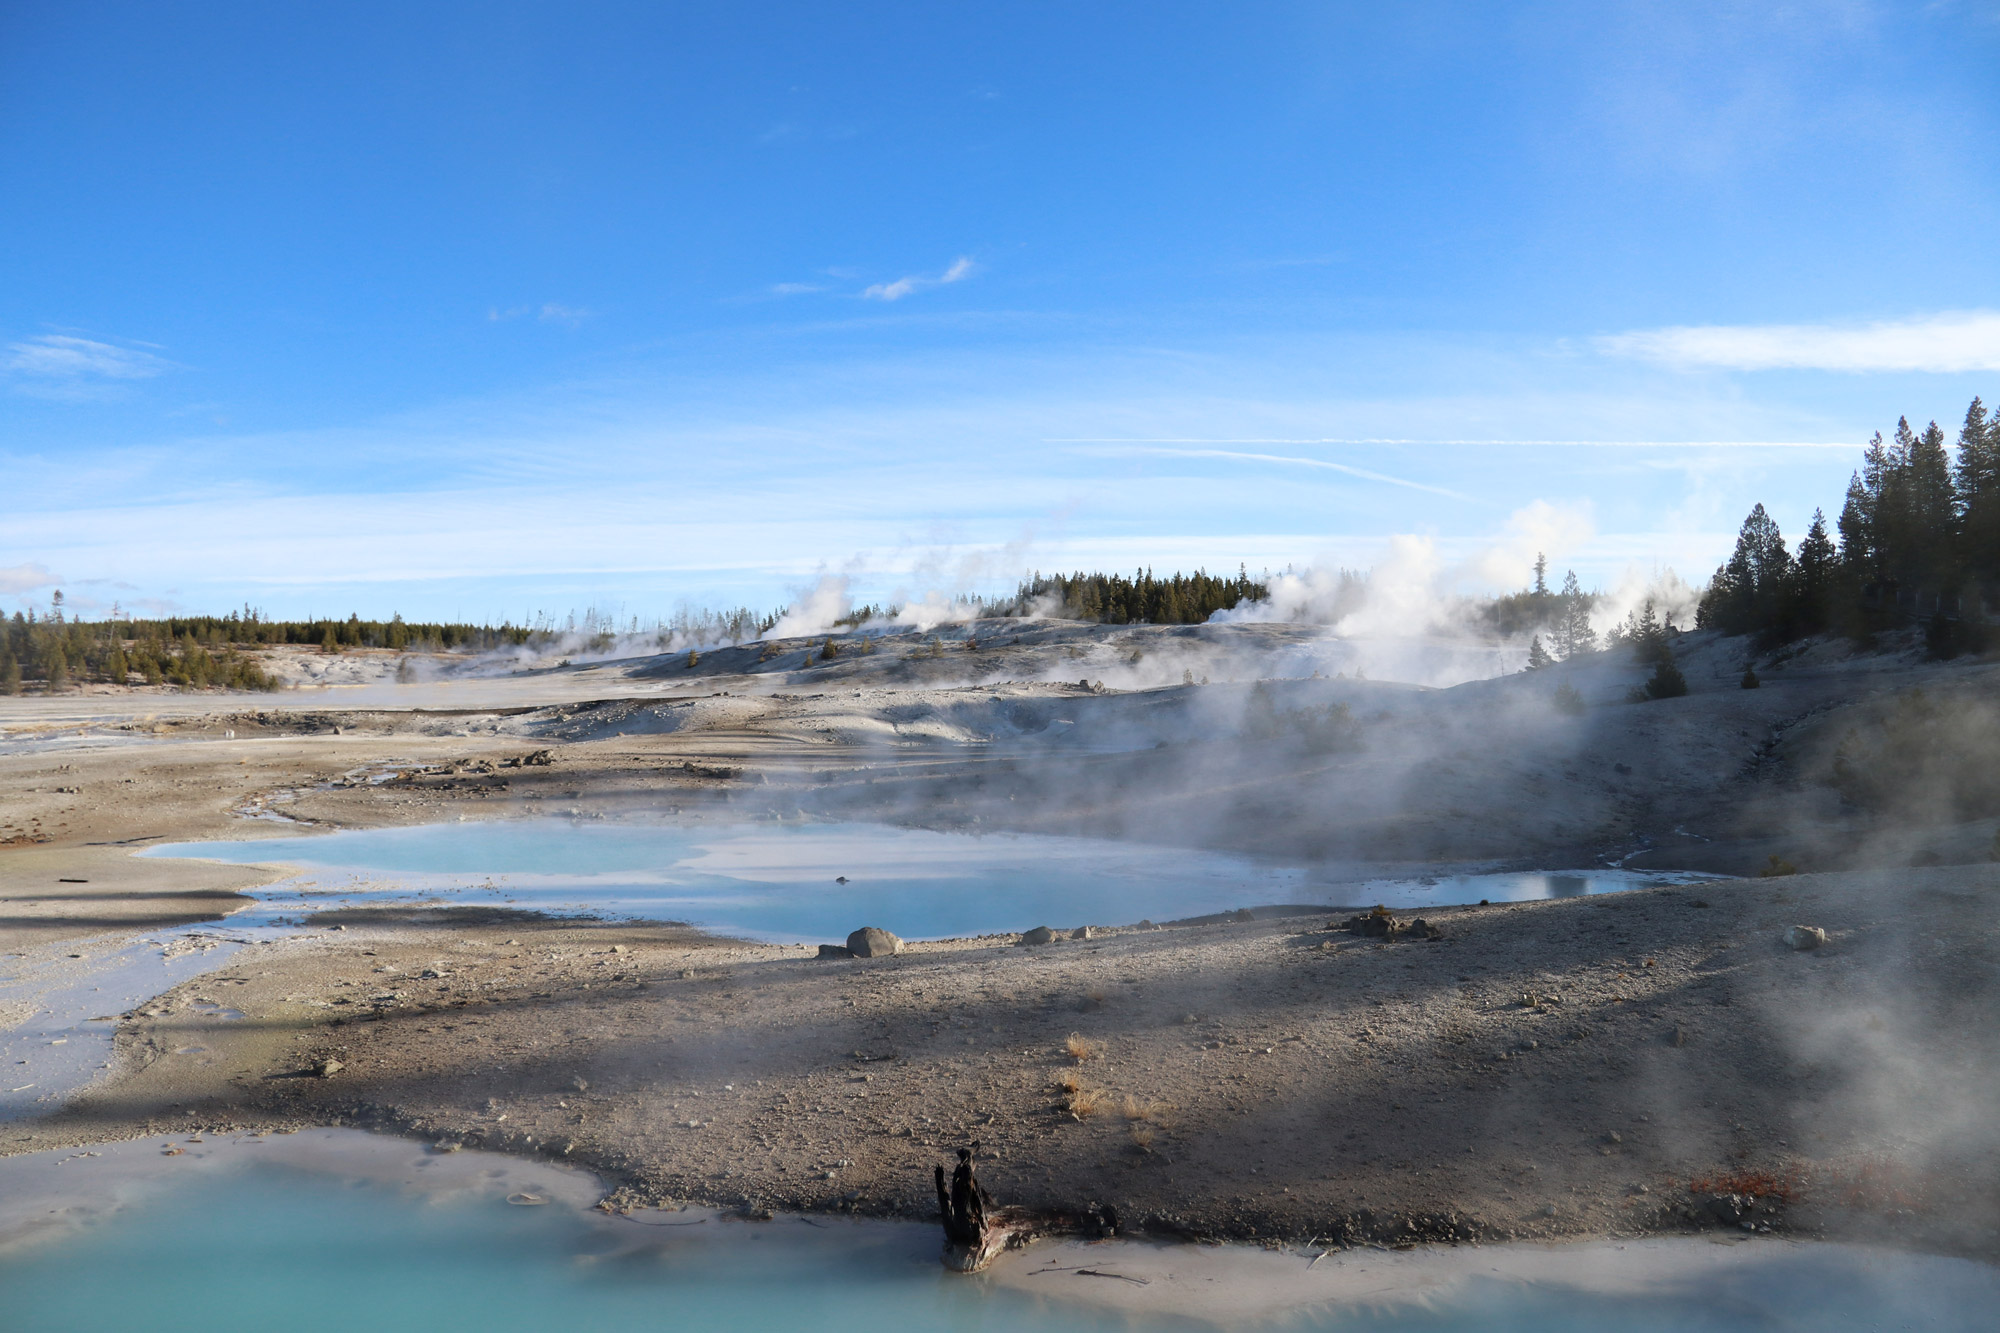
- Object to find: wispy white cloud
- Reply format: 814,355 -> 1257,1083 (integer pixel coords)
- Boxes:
0,329 -> 1871,619
1085,444 -> 1474,501
861,255 -> 977,302
1052,436 -> 1854,450
4,334 -> 169,398
768,282 -> 825,296
486,303 -> 593,327
1599,310 -> 2000,373
0,562 -> 60,596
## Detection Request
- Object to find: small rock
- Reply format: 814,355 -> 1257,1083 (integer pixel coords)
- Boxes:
846,927 -> 903,958
1232,908 -> 1254,923
1784,925 -> 1827,951
1668,1026 -> 1688,1047
1342,911 -> 1442,942
312,1058 -> 343,1078
1071,925 -> 1095,940
816,943 -> 855,960
1705,1193 -> 1751,1225
1018,926 -> 1057,946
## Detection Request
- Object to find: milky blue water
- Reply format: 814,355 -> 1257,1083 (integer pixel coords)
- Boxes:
143,819 -> 1713,943
0,1161 -> 1989,1333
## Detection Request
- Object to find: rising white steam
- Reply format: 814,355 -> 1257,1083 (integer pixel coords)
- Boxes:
767,574 -> 855,639
871,590 -> 985,633
1218,500 -> 1597,636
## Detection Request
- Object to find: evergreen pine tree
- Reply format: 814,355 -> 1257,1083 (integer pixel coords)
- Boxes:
1697,503 -> 1790,636
1553,571 -> 1596,659
1837,469 -> 1876,586
1955,397 -> 2000,593
1643,645 -> 1688,699
1875,418 -> 1919,587
1525,636 -> 1553,670
1907,419 -> 1959,589
1792,508 -> 1837,634
1741,665 -> 1761,689
1629,598 -> 1666,665
0,657 -> 17,696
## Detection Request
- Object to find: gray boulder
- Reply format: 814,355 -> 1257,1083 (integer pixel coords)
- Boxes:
1784,925 -> 1827,951
1019,926 -> 1057,946
846,927 -> 903,958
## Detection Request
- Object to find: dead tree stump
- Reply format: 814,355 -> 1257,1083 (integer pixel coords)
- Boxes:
935,1148 -> 1036,1272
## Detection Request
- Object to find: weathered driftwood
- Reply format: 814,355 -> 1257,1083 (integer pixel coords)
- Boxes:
934,1148 -> 1118,1273
939,1203 -> 1042,1273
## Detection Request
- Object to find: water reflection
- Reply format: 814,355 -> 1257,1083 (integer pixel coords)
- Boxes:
146,819 -> 1718,944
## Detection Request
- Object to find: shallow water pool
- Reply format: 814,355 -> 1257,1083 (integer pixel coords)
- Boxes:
0,1134 -> 1989,1333
146,819 -> 1712,943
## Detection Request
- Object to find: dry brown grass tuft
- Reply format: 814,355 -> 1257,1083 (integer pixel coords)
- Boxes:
1121,1095 -> 1173,1122
1068,1087 -> 1108,1119
1056,1069 -> 1085,1095
1130,1124 -> 1156,1152
1065,1033 -> 1101,1063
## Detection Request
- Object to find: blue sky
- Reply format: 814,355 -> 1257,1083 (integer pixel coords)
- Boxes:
4,1 -> 1998,623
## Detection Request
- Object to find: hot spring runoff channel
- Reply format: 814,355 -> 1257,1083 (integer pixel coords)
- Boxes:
1,1132 -> 1992,1333
144,818 -> 1715,944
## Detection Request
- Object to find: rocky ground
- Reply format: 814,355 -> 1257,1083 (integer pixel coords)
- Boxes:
3,620 -> 1998,1258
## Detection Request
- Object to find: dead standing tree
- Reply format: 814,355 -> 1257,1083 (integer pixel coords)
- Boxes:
936,1147 -> 1023,1271
932,1146 -> 1117,1273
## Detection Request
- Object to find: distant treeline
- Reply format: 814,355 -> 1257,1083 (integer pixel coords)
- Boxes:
3,613 -> 280,693
1698,397 -> 1999,655
0,607 -> 543,695
990,567 -> 1267,624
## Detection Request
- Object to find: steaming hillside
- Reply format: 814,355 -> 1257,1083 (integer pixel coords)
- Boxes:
13,616 -> 1991,882
7,613 -> 2000,1260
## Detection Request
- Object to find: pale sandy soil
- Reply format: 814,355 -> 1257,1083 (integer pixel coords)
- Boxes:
3,621 -> 1997,1259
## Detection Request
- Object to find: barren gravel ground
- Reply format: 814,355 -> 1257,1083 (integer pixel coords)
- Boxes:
4,623 -> 1998,1258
